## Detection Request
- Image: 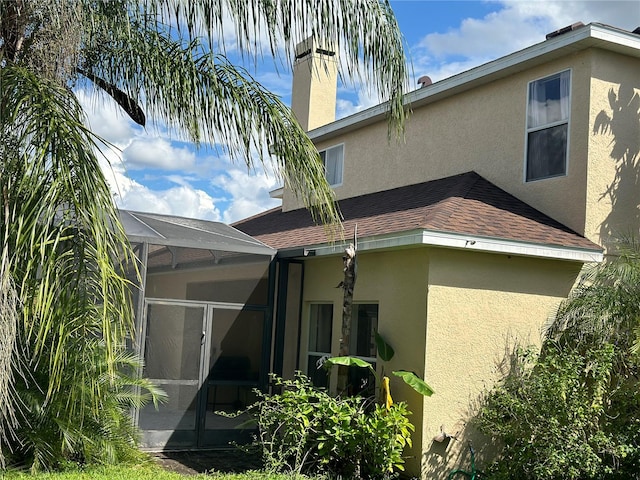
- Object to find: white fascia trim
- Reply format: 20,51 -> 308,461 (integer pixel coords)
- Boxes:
309,229 -> 603,263
309,24 -> 640,143
269,186 -> 284,199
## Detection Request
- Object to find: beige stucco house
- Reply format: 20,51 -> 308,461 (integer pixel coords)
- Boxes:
230,23 -> 640,477
126,22 -> 639,478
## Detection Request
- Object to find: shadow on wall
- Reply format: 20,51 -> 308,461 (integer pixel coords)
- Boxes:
421,335 -> 528,479
422,419 -> 494,479
594,83 -> 640,248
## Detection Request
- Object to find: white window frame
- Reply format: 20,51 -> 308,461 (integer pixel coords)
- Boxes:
349,303 -> 378,365
304,303 -> 379,389
306,303 -> 333,387
344,303 -> 379,395
319,144 -> 344,187
524,69 -> 571,182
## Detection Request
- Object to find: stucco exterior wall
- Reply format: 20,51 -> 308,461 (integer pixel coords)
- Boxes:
422,248 -> 582,478
297,248 -> 430,474
281,48 -> 638,245
293,246 -> 583,477
586,49 -> 640,248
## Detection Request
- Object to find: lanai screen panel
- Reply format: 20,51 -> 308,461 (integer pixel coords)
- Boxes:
119,210 -> 275,448
138,302 -> 205,437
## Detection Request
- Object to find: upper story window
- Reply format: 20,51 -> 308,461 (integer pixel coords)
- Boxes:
319,144 -> 343,186
525,70 -> 571,182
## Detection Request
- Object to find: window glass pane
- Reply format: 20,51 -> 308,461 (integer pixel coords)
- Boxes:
320,145 -> 343,186
348,362 -> 376,396
526,124 -> 568,181
526,70 -> 570,182
528,71 -> 570,128
308,304 -> 332,388
309,304 -> 332,352
350,304 -> 378,357
307,354 -> 330,388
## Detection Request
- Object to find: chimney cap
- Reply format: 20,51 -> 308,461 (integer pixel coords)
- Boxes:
294,37 -> 335,60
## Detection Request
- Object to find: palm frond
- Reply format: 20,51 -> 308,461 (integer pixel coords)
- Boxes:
149,0 -> 409,134
83,25 -> 341,225
0,256 -> 21,468
79,0 -> 410,226
1,64 -> 135,405
545,236 -> 640,354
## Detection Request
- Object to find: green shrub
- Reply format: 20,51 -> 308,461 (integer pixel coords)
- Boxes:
476,343 -> 640,479
5,345 -> 164,472
248,373 -> 414,479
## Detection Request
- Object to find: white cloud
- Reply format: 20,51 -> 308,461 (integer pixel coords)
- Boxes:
411,1 -> 640,84
123,137 -> 197,171
110,171 -> 222,221
109,163 -> 281,224
419,10 -> 545,61
502,0 -> 639,32
336,88 -> 381,119
213,167 -> 281,224
97,135 -> 281,223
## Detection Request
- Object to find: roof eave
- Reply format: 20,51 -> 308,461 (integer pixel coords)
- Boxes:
294,229 -> 603,263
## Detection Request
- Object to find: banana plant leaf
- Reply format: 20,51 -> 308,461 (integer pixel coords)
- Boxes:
324,356 -> 377,376
375,331 -> 395,362
392,370 -> 435,396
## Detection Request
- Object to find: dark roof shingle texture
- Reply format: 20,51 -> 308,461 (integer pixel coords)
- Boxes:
233,172 -> 601,253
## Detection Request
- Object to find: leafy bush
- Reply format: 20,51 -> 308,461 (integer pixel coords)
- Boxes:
477,239 -> 640,479
248,373 -> 414,479
5,345 -> 164,472
476,343 -> 640,479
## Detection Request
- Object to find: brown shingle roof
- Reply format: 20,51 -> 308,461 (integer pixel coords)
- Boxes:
233,172 -> 601,253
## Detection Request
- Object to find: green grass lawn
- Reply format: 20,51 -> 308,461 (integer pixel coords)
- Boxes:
1,464 -> 299,480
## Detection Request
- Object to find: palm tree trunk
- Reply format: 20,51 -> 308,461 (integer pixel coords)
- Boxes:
0,0 -> 26,63
337,227 -> 357,392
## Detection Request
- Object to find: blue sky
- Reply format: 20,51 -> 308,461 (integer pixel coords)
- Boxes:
83,1 -> 640,223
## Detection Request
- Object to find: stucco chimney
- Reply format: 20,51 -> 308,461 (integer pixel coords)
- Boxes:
291,37 -> 338,131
